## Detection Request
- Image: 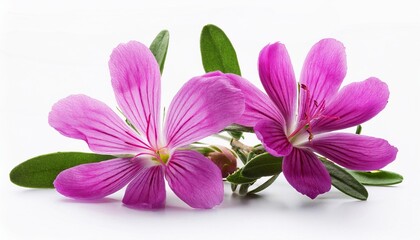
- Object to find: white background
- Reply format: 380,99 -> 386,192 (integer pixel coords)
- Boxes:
1,0 -> 420,239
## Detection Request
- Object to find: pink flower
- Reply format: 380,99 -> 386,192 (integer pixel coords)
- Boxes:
219,39 -> 398,199
49,41 -> 244,209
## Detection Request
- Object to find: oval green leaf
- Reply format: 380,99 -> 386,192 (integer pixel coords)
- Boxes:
10,152 -> 115,188
149,30 -> 169,73
200,24 -> 241,75
226,169 -> 257,184
347,170 -> 403,186
242,152 -> 282,178
321,159 -> 368,200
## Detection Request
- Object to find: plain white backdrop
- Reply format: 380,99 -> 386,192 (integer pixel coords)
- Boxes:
1,0 -> 419,239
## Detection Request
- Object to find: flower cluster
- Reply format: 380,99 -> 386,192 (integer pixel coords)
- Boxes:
10,26 -> 399,210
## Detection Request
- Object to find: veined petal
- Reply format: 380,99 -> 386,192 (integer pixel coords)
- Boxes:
109,41 -> 161,148
259,42 -> 297,126
54,158 -> 143,199
283,148 -> 331,199
164,75 -> 244,149
299,39 -> 347,122
48,94 -> 151,155
122,165 -> 166,209
307,133 -> 398,170
218,72 -> 284,127
312,77 -> 389,133
254,119 -> 293,157
165,150 -> 223,209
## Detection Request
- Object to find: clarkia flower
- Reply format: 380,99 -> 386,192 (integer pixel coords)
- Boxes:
49,41 -> 244,209
219,39 -> 398,199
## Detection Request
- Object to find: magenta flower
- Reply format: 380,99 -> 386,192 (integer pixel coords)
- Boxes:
49,41 -> 244,209
220,39 -> 398,199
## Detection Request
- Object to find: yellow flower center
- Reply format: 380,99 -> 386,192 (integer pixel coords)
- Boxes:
152,148 -> 170,164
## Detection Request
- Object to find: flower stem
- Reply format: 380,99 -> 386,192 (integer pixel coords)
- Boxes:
231,139 -> 253,153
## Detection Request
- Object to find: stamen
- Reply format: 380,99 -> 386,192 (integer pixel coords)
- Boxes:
289,84 -> 339,142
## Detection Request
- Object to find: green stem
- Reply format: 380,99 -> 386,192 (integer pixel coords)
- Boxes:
212,134 -> 232,142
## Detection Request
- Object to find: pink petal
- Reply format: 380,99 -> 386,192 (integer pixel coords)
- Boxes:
254,119 -> 293,157
207,71 -> 283,127
54,158 -> 143,199
283,148 -> 331,199
122,165 -> 166,209
258,42 -> 297,126
109,41 -> 161,148
307,133 -> 398,170
312,77 -> 389,133
164,75 -> 244,149
48,94 -> 151,155
298,39 -> 347,122
165,150 -> 223,209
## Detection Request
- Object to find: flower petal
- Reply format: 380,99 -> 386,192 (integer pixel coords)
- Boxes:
283,148 -> 331,199
122,165 -> 166,209
215,72 -> 284,127
312,77 -> 389,133
54,158 -> 143,199
299,38 -> 347,122
254,119 -> 293,156
165,150 -> 223,209
48,94 -> 151,155
164,74 -> 244,149
307,133 -> 398,170
109,41 -> 161,148
259,42 -> 297,126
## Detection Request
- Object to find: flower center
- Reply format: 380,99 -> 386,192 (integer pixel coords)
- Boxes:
152,148 -> 170,164
288,84 -> 339,143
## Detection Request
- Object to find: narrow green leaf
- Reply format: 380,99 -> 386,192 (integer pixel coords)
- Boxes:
248,174 -> 279,194
188,146 -> 215,156
232,148 -> 247,165
246,151 -> 256,163
251,144 -> 265,155
321,159 -> 368,200
149,30 -> 169,73
200,24 -> 241,75
231,183 -> 238,192
242,153 -> 282,178
227,130 -> 243,140
238,183 -> 250,196
223,124 -> 254,133
226,169 -> 257,184
10,152 -> 115,188
347,170 -> 403,186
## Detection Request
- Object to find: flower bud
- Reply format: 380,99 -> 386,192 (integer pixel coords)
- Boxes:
208,146 -> 237,178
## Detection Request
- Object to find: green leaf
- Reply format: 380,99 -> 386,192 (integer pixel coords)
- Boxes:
347,170 -> 403,186
231,183 -> 238,192
248,174 -> 279,194
200,24 -> 241,75
242,153 -> 282,178
188,146 -> 215,156
238,183 -> 250,196
232,148 -> 248,165
149,30 -> 169,73
226,169 -> 257,184
223,124 -> 254,133
10,152 -> 115,188
227,130 -> 243,140
321,159 -> 368,200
